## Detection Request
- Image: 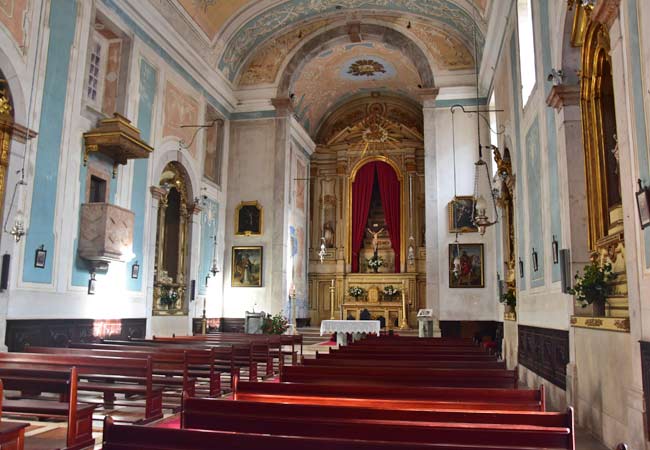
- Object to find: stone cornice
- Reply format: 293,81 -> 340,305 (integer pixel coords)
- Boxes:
546,84 -> 581,111
271,97 -> 294,117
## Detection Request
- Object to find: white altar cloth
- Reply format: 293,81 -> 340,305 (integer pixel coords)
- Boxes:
320,320 -> 380,336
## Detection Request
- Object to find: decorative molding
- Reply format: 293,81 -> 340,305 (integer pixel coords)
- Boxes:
5,319 -> 146,352
591,0 -> 621,29
570,315 -> 630,332
518,325 -> 569,390
271,97 -> 294,117
546,84 -> 581,111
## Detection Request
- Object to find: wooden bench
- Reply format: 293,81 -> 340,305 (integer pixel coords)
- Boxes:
234,381 -> 545,411
306,354 -> 506,370
280,365 -> 518,388
0,380 -> 29,450
0,353 -> 162,423
323,348 -> 497,361
178,397 -> 575,449
0,368 -> 95,450
103,415 -> 571,450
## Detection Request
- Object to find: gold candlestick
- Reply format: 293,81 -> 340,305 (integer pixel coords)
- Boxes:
201,298 -> 207,335
329,279 -> 336,320
400,280 -> 409,330
290,286 -> 297,335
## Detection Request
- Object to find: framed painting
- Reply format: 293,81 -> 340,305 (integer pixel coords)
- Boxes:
448,196 -> 478,233
449,243 -> 484,288
231,246 -> 263,287
235,201 -> 263,236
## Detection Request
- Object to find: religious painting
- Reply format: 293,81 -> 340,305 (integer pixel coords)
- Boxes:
295,157 -> 306,212
449,244 -> 484,288
235,201 -> 263,236
448,196 -> 478,233
231,246 -> 263,287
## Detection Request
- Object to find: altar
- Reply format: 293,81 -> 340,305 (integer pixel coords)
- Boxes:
320,320 -> 381,346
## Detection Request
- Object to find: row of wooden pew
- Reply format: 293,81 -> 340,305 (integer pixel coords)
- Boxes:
0,332 -> 301,449
101,333 -> 575,449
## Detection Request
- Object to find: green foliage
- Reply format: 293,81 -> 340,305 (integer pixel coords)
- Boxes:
568,261 -> 617,308
160,288 -> 178,307
499,289 -> 516,307
261,313 -> 289,335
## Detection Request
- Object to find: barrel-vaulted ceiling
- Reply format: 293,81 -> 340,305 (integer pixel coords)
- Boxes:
160,0 -> 490,85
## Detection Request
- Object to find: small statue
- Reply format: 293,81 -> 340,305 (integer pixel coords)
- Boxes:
367,227 -> 385,255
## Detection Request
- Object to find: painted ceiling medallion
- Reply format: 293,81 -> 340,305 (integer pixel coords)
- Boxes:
348,59 -> 387,77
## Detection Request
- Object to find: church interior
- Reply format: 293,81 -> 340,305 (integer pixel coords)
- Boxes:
0,0 -> 648,449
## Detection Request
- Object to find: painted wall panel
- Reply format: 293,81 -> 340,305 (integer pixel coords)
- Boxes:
526,118 -> 545,288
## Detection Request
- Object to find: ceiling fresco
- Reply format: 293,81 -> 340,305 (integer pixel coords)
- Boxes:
291,42 -> 422,135
176,0 -> 249,40
216,0 -> 486,81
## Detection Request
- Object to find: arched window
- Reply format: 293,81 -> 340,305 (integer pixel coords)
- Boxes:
517,0 -> 537,105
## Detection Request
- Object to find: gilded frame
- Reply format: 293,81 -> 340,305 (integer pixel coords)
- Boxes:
449,243 -> 484,288
235,201 -> 263,236
231,246 -> 263,287
448,196 -> 478,233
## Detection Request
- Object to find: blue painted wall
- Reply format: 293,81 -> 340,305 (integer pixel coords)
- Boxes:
539,0 -> 563,282
127,59 -> 157,291
627,0 -> 650,268
198,199 -> 219,296
510,31 -> 527,290
526,119 -> 545,288
23,0 -> 78,284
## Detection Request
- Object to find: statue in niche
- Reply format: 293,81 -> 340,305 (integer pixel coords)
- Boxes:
324,221 -> 335,248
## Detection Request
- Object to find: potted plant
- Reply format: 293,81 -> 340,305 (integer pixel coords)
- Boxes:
160,288 -> 178,309
261,313 -> 289,335
348,286 -> 365,299
366,255 -> 384,273
383,285 -> 400,300
568,260 -> 617,316
499,289 -> 516,316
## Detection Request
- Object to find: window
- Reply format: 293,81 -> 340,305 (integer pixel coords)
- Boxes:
517,0 -> 536,105
86,38 -> 105,106
89,175 -> 107,203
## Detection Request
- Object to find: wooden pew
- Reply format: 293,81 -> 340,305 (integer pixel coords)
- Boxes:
306,354 -> 506,370
280,365 -> 518,388
1,368 -> 95,450
103,415 -> 573,450
0,353 -> 163,423
25,346 -> 198,401
0,380 -> 29,450
234,381 -> 545,411
179,397 -> 575,449
322,348 -> 497,361
357,336 -> 478,347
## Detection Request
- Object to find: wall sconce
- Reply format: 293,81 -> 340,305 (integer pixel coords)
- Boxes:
131,261 -> 140,279
34,245 -> 47,269
552,236 -> 559,264
209,235 -> 219,276
532,248 -> 539,272
88,272 -> 96,295
519,258 -> 524,278
635,179 -> 650,229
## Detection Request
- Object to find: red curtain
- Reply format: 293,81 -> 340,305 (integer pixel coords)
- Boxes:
376,161 -> 401,273
351,163 -> 376,273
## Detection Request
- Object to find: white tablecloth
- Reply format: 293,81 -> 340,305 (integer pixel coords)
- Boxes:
320,320 -> 381,336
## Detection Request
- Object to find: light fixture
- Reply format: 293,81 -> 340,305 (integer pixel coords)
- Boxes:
34,245 -> 47,269
519,258 -> 524,279
209,235 -> 219,276
131,261 -> 140,279
452,234 -> 461,279
9,211 -> 25,242
472,146 -> 499,235
88,272 -> 96,295
546,68 -> 565,85
6,180 -> 27,242
532,248 -> 539,272
552,236 -> 559,264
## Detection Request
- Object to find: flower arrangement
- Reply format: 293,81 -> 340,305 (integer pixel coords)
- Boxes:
367,255 -> 384,270
160,288 -> 179,308
568,261 -> 617,308
261,313 -> 289,335
499,289 -> 516,307
348,286 -> 365,298
383,285 -> 400,298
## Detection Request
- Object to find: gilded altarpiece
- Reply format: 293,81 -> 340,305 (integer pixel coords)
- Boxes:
308,97 -> 426,326
572,3 -> 629,323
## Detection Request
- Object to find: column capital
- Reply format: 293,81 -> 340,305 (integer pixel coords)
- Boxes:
271,97 -> 294,117
546,84 -> 580,111
419,88 -> 440,107
591,0 -> 621,29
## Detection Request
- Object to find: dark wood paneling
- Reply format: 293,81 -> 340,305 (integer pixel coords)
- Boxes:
640,341 -> 650,436
518,325 -> 569,390
191,318 -> 245,334
5,318 -> 146,352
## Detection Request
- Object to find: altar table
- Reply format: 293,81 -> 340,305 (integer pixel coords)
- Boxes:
320,320 -> 380,346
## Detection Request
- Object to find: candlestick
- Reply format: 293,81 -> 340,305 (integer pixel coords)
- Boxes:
329,280 -> 336,320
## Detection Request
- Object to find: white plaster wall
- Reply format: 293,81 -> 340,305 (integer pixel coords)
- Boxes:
223,119 -> 277,317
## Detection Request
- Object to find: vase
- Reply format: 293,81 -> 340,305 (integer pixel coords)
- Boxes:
591,299 -> 606,317
372,266 -> 379,273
